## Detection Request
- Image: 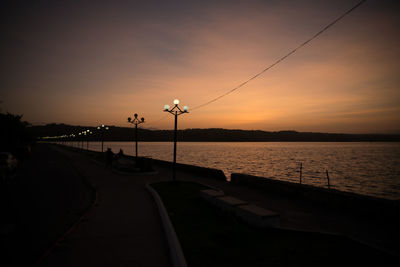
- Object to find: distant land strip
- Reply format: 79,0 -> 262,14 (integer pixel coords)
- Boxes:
31,124 -> 400,142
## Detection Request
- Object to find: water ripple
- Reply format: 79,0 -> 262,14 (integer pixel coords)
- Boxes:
82,141 -> 400,200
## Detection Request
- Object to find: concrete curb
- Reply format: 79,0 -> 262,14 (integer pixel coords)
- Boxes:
112,169 -> 158,176
145,183 -> 187,267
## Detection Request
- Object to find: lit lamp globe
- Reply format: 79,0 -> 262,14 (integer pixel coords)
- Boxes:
183,106 -> 189,112
173,99 -> 179,105
164,104 -> 170,111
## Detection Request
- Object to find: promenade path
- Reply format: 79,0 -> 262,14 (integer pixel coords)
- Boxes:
39,145 -> 171,267
29,144 -> 397,266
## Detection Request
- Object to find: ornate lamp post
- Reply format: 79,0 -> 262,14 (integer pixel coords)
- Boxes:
127,114 -> 145,159
96,124 -> 109,152
163,99 -> 188,181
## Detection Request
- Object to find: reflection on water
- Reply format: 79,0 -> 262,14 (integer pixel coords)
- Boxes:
70,141 -> 400,200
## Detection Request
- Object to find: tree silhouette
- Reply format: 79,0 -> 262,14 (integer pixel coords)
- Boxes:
0,112 -> 34,157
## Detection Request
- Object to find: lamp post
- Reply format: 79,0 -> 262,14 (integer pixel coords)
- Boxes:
83,131 -> 87,150
78,132 -> 83,150
163,99 -> 189,181
82,131 -> 86,150
72,133 -> 78,148
69,134 -> 75,147
85,130 -> 92,151
71,134 -> 76,148
97,124 -> 109,152
127,114 -> 145,159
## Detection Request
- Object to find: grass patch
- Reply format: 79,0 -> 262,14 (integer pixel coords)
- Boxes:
152,181 -> 394,267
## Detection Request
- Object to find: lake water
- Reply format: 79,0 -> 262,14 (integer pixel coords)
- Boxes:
68,141 -> 400,200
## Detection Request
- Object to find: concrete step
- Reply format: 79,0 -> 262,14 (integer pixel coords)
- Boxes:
236,204 -> 280,228
214,196 -> 248,213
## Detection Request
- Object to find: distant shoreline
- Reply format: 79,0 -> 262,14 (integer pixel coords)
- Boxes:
77,140 -> 400,142
31,125 -> 400,142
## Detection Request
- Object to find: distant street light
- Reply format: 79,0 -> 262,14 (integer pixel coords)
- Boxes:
85,130 -> 92,151
81,131 -> 87,150
96,125 -> 109,152
69,134 -> 75,147
71,134 -> 76,148
78,132 -> 83,150
163,99 -> 189,181
127,113 -> 145,159
82,131 -> 87,150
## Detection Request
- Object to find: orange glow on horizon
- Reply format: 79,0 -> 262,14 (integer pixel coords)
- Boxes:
2,1 -> 399,133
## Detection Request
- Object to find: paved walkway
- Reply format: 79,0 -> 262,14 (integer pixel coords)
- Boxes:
4,144 -> 95,267
39,145 -> 398,266
40,146 -> 171,267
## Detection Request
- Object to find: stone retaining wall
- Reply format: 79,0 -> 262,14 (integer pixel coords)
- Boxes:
152,159 -> 227,181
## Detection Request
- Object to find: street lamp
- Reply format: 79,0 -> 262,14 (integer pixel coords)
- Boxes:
81,131 -> 87,150
127,113 -> 145,159
96,124 -> 109,152
82,131 -> 88,150
163,99 -> 189,181
71,134 -> 76,148
85,130 -> 92,151
69,134 -> 74,147
78,132 -> 83,150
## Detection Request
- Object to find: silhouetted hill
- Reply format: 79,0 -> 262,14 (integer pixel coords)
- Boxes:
29,124 -> 400,142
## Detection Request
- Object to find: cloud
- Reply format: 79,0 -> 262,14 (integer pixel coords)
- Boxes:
1,0 -> 399,133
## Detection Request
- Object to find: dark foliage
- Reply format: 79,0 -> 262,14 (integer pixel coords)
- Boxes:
0,112 -> 35,156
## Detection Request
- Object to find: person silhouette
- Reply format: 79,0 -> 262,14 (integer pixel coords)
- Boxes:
105,148 -> 114,168
117,148 -> 124,158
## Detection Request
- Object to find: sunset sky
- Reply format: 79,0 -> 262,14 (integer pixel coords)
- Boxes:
1,0 -> 399,133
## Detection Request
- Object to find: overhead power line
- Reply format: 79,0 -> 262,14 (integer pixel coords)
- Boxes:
191,0 -> 367,111
143,0 -> 366,127
143,114 -> 170,128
